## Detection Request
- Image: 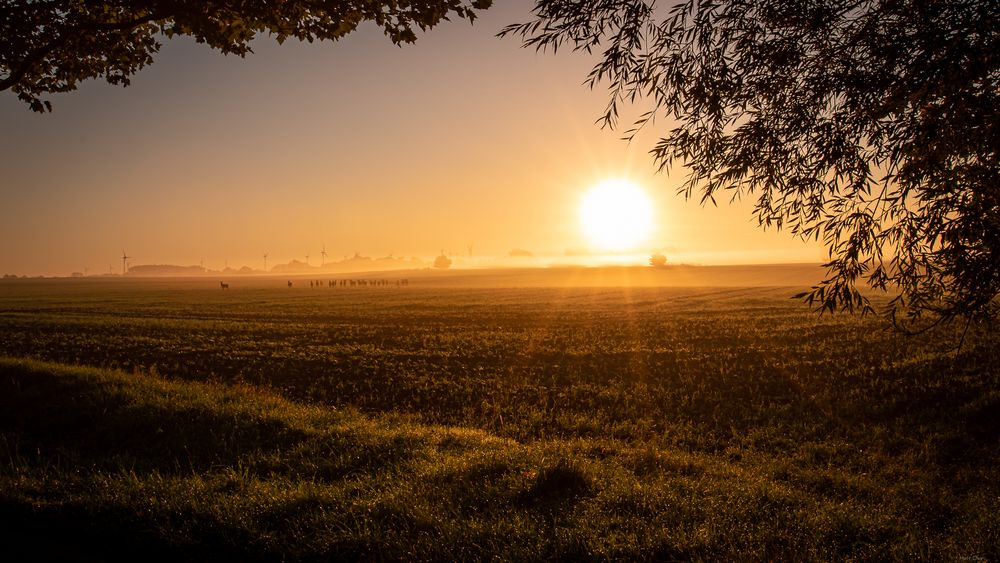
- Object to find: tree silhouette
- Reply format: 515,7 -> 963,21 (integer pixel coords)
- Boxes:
503,0 -> 999,328
1,0 -> 492,112
434,252 -> 452,269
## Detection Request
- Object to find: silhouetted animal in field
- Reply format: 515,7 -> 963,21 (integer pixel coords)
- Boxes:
287,281 -> 293,288
220,282 -> 229,289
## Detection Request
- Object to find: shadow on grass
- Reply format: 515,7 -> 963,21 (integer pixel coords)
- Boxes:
0,360 -> 305,474
517,459 -> 592,509
0,499 -> 262,563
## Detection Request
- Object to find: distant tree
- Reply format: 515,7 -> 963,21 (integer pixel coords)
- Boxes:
649,252 -> 667,268
0,0 -> 492,112
503,0 -> 999,329
433,252 -> 452,269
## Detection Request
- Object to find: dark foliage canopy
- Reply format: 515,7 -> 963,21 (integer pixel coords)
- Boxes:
0,0 -> 491,111
503,0 -> 999,328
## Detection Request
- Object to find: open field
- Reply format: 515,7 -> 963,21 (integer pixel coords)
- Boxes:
1,267 -> 998,560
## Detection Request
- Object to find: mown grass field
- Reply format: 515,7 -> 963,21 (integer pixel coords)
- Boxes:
1,269 -> 998,560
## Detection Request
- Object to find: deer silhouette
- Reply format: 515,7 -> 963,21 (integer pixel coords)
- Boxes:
220,282 -> 229,289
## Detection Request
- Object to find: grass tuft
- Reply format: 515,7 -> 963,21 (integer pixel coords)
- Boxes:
520,458 -> 593,508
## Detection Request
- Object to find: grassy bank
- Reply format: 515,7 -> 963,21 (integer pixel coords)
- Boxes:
1,357 -> 997,561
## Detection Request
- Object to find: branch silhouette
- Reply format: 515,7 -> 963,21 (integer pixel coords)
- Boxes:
1,0 -> 492,111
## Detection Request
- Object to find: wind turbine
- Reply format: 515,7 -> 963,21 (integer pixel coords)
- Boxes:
121,250 -> 131,275
321,244 -> 328,266
263,253 -> 268,272
305,253 -> 310,266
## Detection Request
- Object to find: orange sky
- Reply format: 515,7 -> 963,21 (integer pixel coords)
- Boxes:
0,1 -> 824,276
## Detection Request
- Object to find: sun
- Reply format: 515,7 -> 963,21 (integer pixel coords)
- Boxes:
579,178 -> 654,252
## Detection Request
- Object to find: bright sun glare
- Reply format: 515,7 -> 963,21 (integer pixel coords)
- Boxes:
579,179 -> 654,252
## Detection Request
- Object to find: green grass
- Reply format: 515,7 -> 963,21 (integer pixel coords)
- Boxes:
1,355 -> 997,561
0,277 -> 998,560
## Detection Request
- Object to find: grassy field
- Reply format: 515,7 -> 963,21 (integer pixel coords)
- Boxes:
1,269 -> 998,560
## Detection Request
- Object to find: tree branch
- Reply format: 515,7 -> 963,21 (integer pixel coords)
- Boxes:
0,9 -> 172,93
